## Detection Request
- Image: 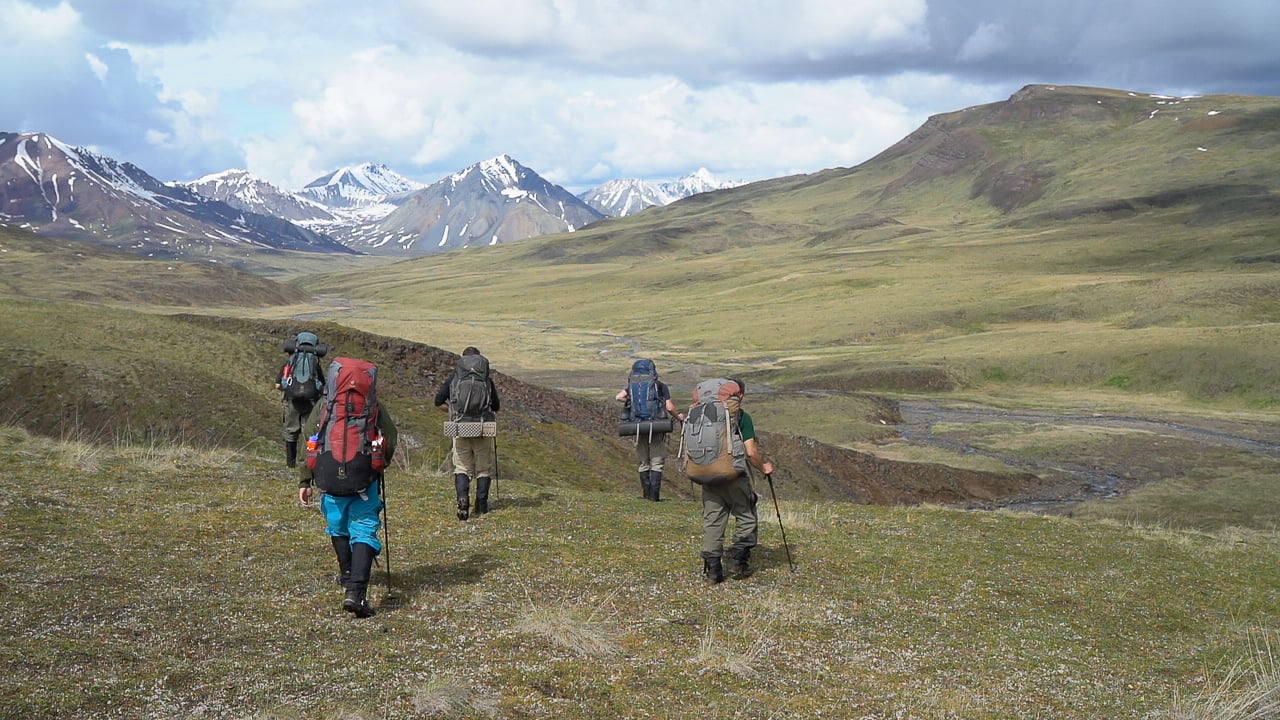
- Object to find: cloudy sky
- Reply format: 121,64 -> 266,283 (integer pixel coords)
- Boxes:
2,0 -> 1277,193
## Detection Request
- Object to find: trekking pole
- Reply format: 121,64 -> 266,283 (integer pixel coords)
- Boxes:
752,465 -> 795,573
380,471 -> 394,600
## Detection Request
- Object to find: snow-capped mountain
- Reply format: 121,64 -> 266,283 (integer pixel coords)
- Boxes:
180,169 -> 335,223
579,179 -> 674,218
580,167 -> 743,217
328,155 -> 606,256
298,162 -> 424,209
0,132 -> 351,258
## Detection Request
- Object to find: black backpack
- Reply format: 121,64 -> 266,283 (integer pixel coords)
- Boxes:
448,354 -> 492,420
282,332 -> 323,402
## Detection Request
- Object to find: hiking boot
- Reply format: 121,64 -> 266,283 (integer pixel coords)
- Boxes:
455,473 -> 471,520
474,476 -> 491,515
702,555 -> 725,584
729,547 -> 754,578
342,588 -> 376,618
343,543 -> 377,618
331,536 -> 352,587
285,441 -> 298,468
649,470 -> 663,502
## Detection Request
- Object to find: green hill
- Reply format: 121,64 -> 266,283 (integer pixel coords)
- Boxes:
0,225 -> 313,307
305,85 -> 1280,409
0,296 -> 1051,506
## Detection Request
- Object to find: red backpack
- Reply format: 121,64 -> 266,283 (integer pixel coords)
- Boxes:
306,357 -> 385,496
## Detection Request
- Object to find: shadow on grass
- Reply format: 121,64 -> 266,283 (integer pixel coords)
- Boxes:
494,491 -> 558,509
378,552 -> 502,610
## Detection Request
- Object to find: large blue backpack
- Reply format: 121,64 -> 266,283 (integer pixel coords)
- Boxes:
626,359 -> 664,421
617,359 -> 673,438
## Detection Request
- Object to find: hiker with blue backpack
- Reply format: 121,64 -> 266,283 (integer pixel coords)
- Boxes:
616,359 -> 685,501
435,347 -> 501,520
679,378 -> 774,583
275,331 -> 327,468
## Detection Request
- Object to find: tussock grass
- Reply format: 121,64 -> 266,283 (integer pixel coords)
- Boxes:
1154,631 -> 1280,720
410,675 -> 500,717
694,624 -> 771,678
516,594 -> 625,659
6,428 -> 1280,719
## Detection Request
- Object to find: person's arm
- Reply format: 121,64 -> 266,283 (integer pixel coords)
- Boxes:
488,379 -> 500,412
743,438 -> 775,476
434,378 -> 451,408
377,404 -> 398,463
661,386 -> 685,422
297,402 -> 322,503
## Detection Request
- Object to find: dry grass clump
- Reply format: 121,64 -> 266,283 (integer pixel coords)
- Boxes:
694,624 -> 772,678
516,598 -> 624,659
1152,631 -> 1280,720
410,675 -> 500,718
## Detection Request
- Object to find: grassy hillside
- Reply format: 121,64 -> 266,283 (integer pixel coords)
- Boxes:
0,225 -> 313,308
0,297 -> 1048,506
300,86 -> 1280,414
3,426 -> 1279,719
0,298 -> 635,491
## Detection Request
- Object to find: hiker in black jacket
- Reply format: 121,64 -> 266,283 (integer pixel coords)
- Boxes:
434,347 -> 501,520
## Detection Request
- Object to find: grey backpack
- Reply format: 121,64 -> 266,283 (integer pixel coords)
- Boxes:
680,379 -> 747,485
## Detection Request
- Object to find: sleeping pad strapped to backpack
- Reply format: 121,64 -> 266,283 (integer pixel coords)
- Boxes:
307,357 -> 385,496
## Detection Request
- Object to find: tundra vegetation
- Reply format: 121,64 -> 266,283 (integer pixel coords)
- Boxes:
1,86 -> 1279,718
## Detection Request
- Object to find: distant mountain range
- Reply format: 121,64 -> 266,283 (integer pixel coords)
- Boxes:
0,132 -> 350,260
0,128 -> 742,260
578,168 -> 742,217
293,155 -> 608,255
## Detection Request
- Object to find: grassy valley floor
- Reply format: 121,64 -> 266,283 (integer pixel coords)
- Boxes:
3,426 -> 1279,719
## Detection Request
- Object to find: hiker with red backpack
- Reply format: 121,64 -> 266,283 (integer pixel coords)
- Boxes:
275,331 -> 327,468
297,357 -> 398,618
615,359 -> 685,501
434,347 -> 500,520
679,378 -> 774,583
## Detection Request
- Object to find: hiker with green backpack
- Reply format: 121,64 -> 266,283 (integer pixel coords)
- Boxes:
435,347 -> 501,520
615,359 -> 685,501
275,331 -> 327,468
679,378 -> 774,583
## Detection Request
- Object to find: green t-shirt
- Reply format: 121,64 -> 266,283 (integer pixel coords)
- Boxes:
737,409 -> 756,441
